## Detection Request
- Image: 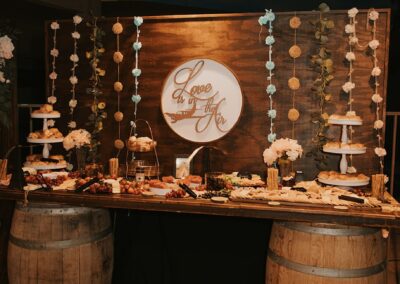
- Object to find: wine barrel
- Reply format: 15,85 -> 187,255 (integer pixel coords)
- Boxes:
8,202 -> 113,284
266,222 -> 386,284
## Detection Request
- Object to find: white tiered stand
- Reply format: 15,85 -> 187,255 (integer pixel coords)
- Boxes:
318,118 -> 369,187
26,112 -> 65,170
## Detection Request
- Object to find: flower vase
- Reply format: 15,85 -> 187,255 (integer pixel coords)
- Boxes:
278,159 -> 295,186
75,147 -> 87,172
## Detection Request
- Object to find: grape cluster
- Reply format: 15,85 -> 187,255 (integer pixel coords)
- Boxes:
165,189 -> 186,199
198,190 -> 231,199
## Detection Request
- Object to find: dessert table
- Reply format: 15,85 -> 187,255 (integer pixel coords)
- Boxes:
0,188 -> 399,229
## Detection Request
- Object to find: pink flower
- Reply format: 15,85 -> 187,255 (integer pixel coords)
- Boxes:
369,39 -> 380,50
71,31 -> 80,39
69,54 -> 79,62
345,24 -> 355,34
50,21 -> 60,30
69,76 -> 78,85
372,94 -> 383,103
374,120 -> 384,129
49,72 -> 57,80
47,96 -> 57,104
371,66 -> 381,76
369,10 -> 379,21
73,15 -> 82,25
374,147 -> 386,157
0,35 -> 15,59
345,52 -> 355,61
50,48 -> 59,57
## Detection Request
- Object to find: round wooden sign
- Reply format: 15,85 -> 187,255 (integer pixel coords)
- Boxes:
161,58 -> 243,143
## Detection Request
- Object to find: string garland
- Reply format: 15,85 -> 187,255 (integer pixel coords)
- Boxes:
288,14 -> 302,139
48,21 -> 60,105
367,9 -> 386,172
68,15 -> 82,130
342,7 -> 359,170
259,9 -> 277,143
112,17 -> 125,154
131,16 -> 143,136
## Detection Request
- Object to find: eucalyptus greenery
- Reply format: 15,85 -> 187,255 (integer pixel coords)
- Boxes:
307,3 -> 335,170
86,15 -> 107,164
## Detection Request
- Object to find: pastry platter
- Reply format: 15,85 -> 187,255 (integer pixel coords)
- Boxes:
322,146 -> 366,155
27,137 -> 64,144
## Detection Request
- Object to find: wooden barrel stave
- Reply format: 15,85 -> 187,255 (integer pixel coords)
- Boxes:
267,222 -> 387,284
8,203 -> 113,284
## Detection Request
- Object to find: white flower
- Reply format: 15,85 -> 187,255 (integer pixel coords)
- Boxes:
63,129 -> 91,150
286,150 -> 299,161
263,148 -> 278,166
349,36 -> 359,45
348,8 -> 359,18
73,15 -> 82,25
68,121 -> 77,129
342,81 -> 355,93
372,93 -> 383,103
374,120 -> 384,129
369,10 -> 379,21
50,48 -> 59,57
69,99 -> 77,108
374,147 -> 386,157
345,24 -> 355,34
69,54 -> 79,62
47,96 -> 57,104
49,71 -> 57,80
371,66 -> 381,76
47,119 -> 55,127
0,71 -> 5,83
50,21 -> 60,30
369,39 -> 380,50
69,76 -> 78,85
345,52 -> 356,61
0,35 -> 15,59
71,31 -> 80,39
347,166 -> 357,174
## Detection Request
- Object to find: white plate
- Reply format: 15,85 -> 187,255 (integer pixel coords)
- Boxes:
149,187 -> 172,196
318,177 -> 369,187
323,146 -> 366,155
31,112 -> 61,119
24,163 -> 67,170
328,118 -> 362,126
27,137 -> 64,143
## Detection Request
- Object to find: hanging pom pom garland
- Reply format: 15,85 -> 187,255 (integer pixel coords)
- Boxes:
131,16 -> 143,136
68,15 -> 82,130
48,21 -> 60,105
112,17 -> 125,154
259,9 -> 277,143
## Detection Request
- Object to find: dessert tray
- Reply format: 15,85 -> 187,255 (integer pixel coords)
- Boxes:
27,137 -> 64,144
323,143 -> 366,155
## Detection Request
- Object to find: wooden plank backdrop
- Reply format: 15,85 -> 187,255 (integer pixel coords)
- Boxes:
44,10 -> 390,179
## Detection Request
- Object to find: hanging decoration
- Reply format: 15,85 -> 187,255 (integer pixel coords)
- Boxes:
68,15 -> 82,130
367,9 -> 386,172
259,9 -> 276,143
112,17 -> 125,154
308,3 -> 335,170
131,16 -> 143,137
48,21 -> 60,106
86,15 -> 107,164
342,7 -> 359,170
288,14 -> 301,139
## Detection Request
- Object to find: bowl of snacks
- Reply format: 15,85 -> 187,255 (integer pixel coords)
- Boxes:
127,136 -> 157,152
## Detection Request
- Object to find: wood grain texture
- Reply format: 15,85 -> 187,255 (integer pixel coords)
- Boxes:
7,203 -> 113,284
267,222 -> 387,284
44,10 -> 390,179
1,189 -> 400,228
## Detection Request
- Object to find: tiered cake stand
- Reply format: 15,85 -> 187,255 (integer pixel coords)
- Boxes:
26,112 -> 65,170
319,117 -> 369,187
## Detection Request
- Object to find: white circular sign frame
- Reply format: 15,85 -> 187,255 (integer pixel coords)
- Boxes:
161,58 -> 243,143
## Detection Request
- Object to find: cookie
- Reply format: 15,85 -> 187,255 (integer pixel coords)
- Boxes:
114,139 -> 125,150
289,45 -> 301,58
288,77 -> 300,90
114,81 -> 123,92
114,111 -> 124,122
289,16 -> 301,29
288,108 -> 300,121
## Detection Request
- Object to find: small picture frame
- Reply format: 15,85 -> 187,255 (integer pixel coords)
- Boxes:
174,154 -> 192,178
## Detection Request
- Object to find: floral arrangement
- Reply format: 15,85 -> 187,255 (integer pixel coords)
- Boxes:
86,15 -> 107,163
48,21 -> 60,105
131,16 -> 143,136
0,32 -> 15,129
63,129 -> 91,151
112,17 -> 125,153
68,15 -> 83,130
308,3 -> 334,170
263,138 -> 303,166
367,9 -> 386,171
259,9 -> 276,143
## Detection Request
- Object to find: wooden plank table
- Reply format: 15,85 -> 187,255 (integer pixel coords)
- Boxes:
0,188 -> 400,228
